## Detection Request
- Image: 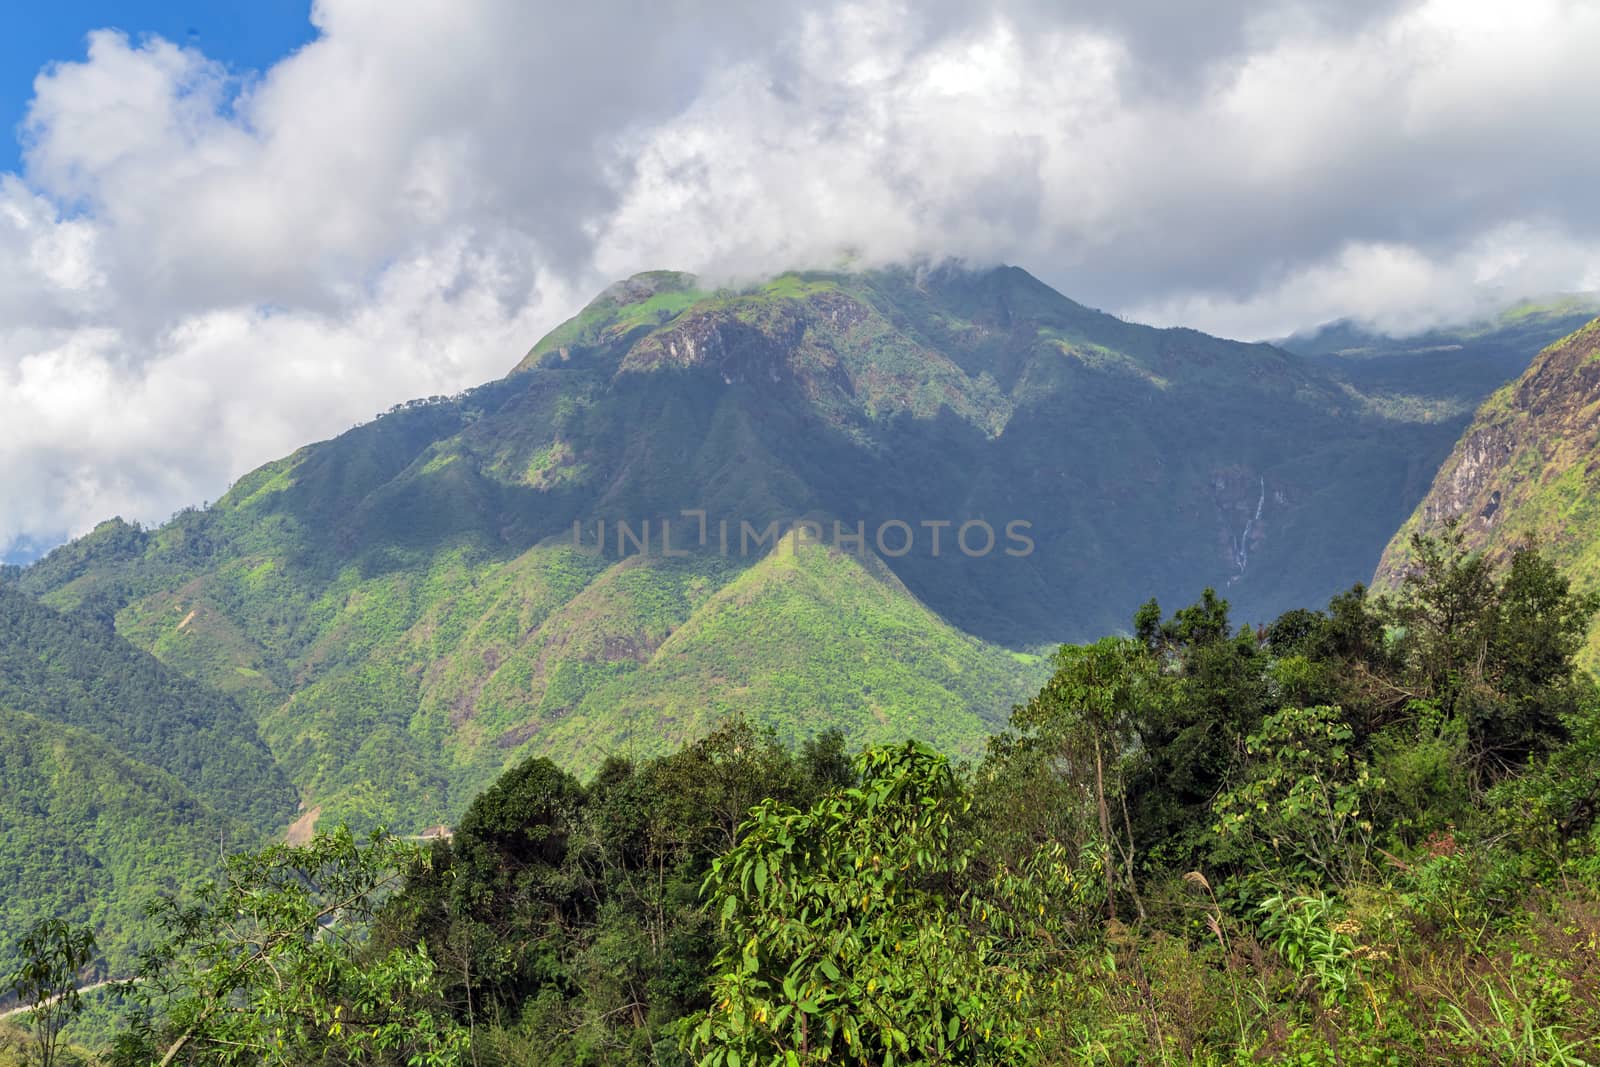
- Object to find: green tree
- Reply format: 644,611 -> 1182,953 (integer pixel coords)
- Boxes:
684,743 -> 1035,1066
1391,529 -> 1599,777
1391,522 -> 1498,724
1128,591 -> 1273,870
8,918 -> 96,1067
1479,542 -> 1599,768
1009,636 -> 1156,920
111,827 -> 466,1066
1213,705 -> 1382,885
372,717 -> 823,1063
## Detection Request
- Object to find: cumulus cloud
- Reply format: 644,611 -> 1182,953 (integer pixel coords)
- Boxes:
3,0 -> 1600,553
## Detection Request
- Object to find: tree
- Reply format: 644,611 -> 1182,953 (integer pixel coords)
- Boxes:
1391,522 -> 1497,724
8,918 -> 96,1067
685,743 -> 1038,1066
1390,528 -> 1599,777
1009,636 -> 1156,921
112,827 -> 466,1066
1127,591 -> 1272,871
450,754 -> 586,922
1213,705 -> 1381,886
1480,542 -> 1599,768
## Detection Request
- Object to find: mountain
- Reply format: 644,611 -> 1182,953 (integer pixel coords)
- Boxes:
12,264 -> 1511,831
0,585 -> 294,979
0,585 -> 295,830
1282,294 -> 1600,425
1376,315 -> 1600,663
0,706 -> 241,981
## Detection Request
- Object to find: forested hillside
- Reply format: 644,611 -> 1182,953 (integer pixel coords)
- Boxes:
0,708 -> 237,984
0,585 -> 293,995
0,585 -> 294,830
17,535 -> 1595,1065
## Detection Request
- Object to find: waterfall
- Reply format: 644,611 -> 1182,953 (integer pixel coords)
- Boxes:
1232,476 -> 1266,576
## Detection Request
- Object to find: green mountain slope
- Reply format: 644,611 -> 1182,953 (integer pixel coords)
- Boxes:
13,264 -> 1530,831
530,531 -> 1037,763
0,707 -> 236,979
0,585 -> 292,979
1376,315 -> 1600,664
505,264 -> 1465,636
0,585 -> 294,830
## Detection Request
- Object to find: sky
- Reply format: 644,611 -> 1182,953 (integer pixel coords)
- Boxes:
3,0 -> 1600,560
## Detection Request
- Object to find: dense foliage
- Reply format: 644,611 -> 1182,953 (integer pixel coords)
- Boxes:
368,718 -> 853,1064
0,586 -> 293,829
107,829 -> 466,1066
5,531 -> 1600,1064
0,586 -> 293,989
0,709 -> 237,985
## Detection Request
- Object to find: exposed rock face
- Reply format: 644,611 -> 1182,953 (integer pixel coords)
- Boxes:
1415,425 -> 1519,532
1375,317 -> 1600,600
623,305 -> 813,383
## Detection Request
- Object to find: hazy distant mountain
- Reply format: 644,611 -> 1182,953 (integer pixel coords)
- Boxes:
1281,294 -> 1600,424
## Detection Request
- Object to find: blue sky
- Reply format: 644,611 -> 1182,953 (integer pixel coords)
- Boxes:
1,1 -> 317,174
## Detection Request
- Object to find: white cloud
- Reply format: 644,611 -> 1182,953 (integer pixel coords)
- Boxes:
0,222 -> 583,549
1128,224 -> 1600,339
3,0 -> 1600,552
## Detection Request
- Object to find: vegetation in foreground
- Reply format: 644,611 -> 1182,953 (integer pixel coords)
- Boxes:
7,529 -> 1600,1065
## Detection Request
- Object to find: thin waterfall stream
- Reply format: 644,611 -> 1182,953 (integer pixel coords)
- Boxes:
1232,475 -> 1266,578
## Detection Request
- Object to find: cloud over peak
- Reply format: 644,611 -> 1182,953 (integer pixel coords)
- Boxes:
4,0 -> 1600,552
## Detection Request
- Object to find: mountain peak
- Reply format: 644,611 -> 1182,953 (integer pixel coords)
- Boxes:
596,269 -> 701,306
